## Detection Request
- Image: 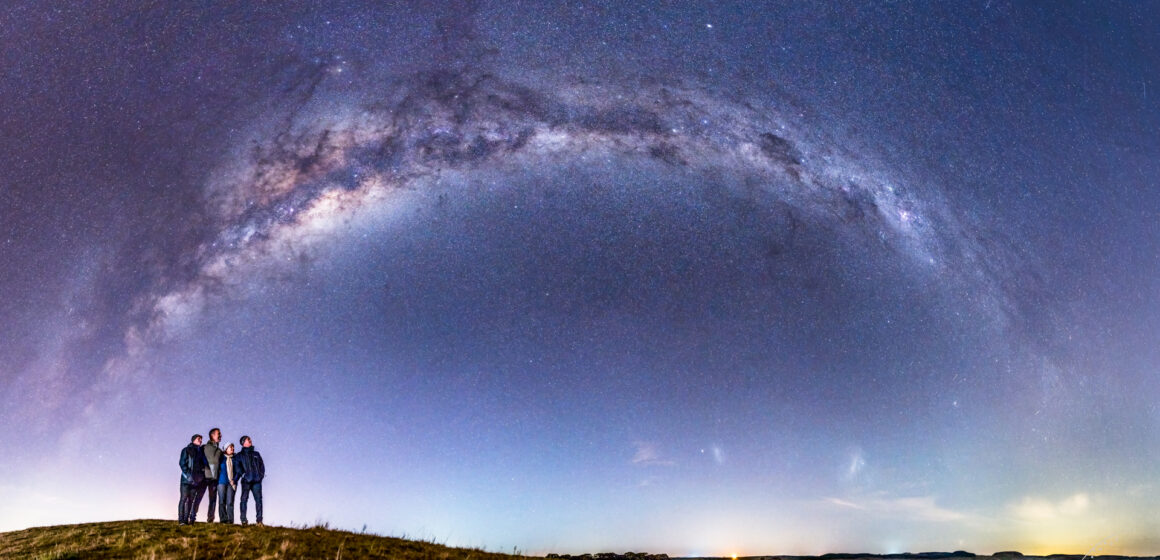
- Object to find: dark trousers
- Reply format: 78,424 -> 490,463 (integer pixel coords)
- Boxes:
193,479 -> 218,522
218,483 -> 236,523
178,482 -> 198,523
239,480 -> 262,524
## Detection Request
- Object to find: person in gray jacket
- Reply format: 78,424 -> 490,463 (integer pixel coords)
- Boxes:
195,428 -> 223,522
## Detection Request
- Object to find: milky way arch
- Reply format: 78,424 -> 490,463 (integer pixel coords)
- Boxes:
106,67 -> 1034,402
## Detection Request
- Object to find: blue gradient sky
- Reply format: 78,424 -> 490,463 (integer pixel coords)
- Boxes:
2,2 -> 1160,556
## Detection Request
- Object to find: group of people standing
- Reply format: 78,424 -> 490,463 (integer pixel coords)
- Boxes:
178,428 -> 266,526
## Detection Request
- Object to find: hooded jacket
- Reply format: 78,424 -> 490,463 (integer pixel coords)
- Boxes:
236,446 -> 265,483
202,440 -> 222,482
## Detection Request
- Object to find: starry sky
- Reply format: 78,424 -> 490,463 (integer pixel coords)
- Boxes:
3,1 -> 1160,556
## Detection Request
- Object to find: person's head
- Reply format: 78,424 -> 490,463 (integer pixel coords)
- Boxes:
240,435 -> 252,448
224,443 -> 235,455
209,428 -> 221,443
191,434 -> 203,446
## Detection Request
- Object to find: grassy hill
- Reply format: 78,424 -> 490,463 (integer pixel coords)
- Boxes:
0,519 -> 538,560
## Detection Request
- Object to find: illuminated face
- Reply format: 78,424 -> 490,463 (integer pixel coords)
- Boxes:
193,436 -> 203,446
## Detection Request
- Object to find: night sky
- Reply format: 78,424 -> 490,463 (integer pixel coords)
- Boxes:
3,1 -> 1160,556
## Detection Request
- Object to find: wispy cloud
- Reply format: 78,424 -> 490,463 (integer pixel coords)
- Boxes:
1009,493 -> 1091,521
824,497 -> 867,510
823,494 -> 968,522
631,441 -> 676,467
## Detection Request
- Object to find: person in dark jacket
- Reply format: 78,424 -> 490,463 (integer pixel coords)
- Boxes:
217,442 -> 239,524
195,428 -> 223,522
235,435 -> 266,526
178,434 -> 204,525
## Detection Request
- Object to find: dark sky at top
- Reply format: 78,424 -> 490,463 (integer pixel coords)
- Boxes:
2,1 -> 1159,555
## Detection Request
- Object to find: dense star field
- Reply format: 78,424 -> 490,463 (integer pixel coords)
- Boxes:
2,1 -> 1159,556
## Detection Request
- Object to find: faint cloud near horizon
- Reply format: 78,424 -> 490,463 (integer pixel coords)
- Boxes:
824,493 -> 969,523
1008,492 -> 1091,521
824,497 -> 867,510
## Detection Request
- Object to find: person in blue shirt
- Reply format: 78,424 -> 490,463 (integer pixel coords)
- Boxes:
217,442 -> 239,523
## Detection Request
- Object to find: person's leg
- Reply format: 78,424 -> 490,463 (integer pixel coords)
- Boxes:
225,485 -> 236,523
205,481 -> 217,522
239,481 -> 250,525
191,481 -> 206,523
217,484 -> 228,523
180,482 -> 198,524
252,481 -> 263,525
178,482 -> 188,523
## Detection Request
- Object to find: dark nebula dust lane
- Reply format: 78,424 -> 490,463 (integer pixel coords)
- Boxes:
3,1 -> 1160,555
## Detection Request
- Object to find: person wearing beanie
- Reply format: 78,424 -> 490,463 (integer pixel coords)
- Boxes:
178,434 -> 204,525
235,435 -> 266,526
217,442 -> 239,523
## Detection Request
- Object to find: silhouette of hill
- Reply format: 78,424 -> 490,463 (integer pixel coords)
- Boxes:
0,519 -> 531,559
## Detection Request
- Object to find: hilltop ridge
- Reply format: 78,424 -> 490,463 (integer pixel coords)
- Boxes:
3,520 -> 1157,560
0,519 -> 532,560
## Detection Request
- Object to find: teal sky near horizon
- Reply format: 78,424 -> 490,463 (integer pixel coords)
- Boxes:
3,2 -> 1160,556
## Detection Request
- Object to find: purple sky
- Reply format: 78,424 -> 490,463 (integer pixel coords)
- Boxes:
3,2 -> 1160,556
